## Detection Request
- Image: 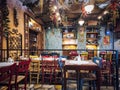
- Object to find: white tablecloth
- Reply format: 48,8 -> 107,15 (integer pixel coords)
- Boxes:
0,62 -> 14,68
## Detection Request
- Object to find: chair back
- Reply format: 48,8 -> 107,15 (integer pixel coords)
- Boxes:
13,59 -> 31,90
0,63 -> 16,90
18,60 -> 31,73
29,59 -> 40,84
30,60 -> 40,72
93,57 -> 102,68
106,52 -> 112,62
58,56 -> 64,70
15,60 -> 31,83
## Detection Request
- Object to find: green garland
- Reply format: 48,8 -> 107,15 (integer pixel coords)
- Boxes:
0,0 -> 10,37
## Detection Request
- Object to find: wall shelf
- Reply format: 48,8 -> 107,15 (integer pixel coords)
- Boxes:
62,30 -> 77,56
86,25 -> 100,59
86,29 -> 99,46
62,31 -> 77,49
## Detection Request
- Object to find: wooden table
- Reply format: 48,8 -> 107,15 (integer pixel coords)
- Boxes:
63,60 -> 101,90
0,61 -> 20,68
0,62 -> 14,68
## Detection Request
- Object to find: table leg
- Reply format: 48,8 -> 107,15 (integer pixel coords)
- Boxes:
77,70 -> 80,90
64,69 -> 66,90
96,70 -> 101,90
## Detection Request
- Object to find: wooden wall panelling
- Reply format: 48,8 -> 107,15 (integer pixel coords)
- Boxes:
24,13 -> 29,57
0,10 -> 3,61
7,29 -> 22,60
24,13 -> 44,56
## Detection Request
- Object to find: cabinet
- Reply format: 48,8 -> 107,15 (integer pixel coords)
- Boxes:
0,10 -> 2,61
24,13 -> 44,56
62,30 -> 77,56
29,30 -> 38,55
86,32 -> 98,45
86,26 -> 99,46
62,32 -> 77,49
86,25 -> 100,59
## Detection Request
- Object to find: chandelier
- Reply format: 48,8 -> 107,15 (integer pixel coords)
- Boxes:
78,18 -> 85,26
84,5 -> 94,14
84,0 -> 94,14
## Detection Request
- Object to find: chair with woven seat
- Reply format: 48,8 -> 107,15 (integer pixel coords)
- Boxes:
0,63 -> 16,90
101,52 -> 112,86
57,56 -> 64,90
29,59 -> 40,84
13,60 -> 31,90
41,60 -> 54,84
79,57 -> 102,90
57,56 -> 77,90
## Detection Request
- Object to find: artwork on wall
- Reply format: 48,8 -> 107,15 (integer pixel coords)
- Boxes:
103,36 -> 110,45
13,8 -> 18,27
78,27 -> 84,42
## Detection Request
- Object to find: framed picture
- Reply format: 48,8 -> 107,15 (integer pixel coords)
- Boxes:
103,36 -> 110,45
78,27 -> 84,42
13,8 -> 18,27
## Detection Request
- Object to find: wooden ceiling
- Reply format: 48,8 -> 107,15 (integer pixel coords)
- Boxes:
20,0 -> 120,28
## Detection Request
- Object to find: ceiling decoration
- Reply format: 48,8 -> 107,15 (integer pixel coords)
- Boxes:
19,0 -> 120,28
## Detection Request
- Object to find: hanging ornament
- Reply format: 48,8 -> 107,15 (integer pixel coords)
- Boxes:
108,1 -> 120,10
108,1 -> 120,27
39,0 -> 43,13
81,6 -> 87,17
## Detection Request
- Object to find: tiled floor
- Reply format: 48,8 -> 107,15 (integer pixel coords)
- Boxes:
19,84 -> 114,90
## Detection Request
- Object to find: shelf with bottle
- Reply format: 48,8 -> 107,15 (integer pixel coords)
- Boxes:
62,45 -> 77,50
62,38 -> 77,45
86,32 -> 98,38
86,26 -> 100,46
62,29 -> 77,49
62,32 -> 76,39
86,38 -> 98,46
28,18 -> 42,32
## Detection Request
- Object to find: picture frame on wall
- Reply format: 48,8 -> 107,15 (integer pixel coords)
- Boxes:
103,36 -> 110,45
13,8 -> 18,27
78,27 -> 84,42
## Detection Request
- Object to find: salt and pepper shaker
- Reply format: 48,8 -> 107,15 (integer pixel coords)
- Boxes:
78,54 -> 81,61
8,56 -> 14,63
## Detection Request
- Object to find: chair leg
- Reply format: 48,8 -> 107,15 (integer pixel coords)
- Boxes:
79,79 -> 96,90
37,74 -> 39,84
92,81 -> 96,90
30,74 -> 32,84
42,73 -> 44,84
15,84 -> 18,90
24,75 -> 27,90
88,81 -> 92,90
79,79 -> 83,90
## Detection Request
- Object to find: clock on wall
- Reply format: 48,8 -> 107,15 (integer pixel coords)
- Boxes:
13,8 -> 18,27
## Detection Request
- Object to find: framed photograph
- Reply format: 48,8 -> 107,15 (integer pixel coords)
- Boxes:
103,36 -> 110,45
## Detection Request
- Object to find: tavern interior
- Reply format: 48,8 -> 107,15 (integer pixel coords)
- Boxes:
0,0 -> 120,90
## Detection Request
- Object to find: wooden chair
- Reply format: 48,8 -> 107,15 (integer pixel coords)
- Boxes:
29,60 -> 40,84
0,63 -> 16,90
80,52 -> 88,60
57,57 -> 65,90
79,57 -> 102,90
13,60 -> 31,90
69,50 -> 78,59
101,52 -> 112,86
41,60 -> 54,84
54,60 -> 65,84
